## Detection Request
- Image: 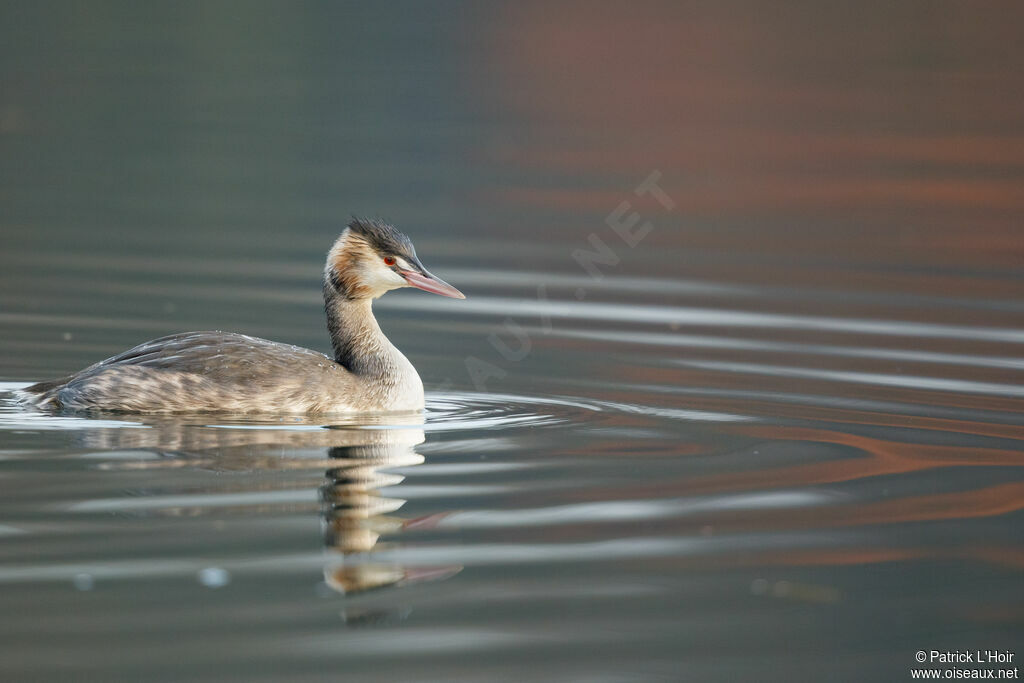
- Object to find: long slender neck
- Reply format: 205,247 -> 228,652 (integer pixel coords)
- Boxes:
324,283 -> 399,375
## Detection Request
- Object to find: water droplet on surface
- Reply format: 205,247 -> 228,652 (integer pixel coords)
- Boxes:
197,567 -> 230,588
73,573 -> 94,591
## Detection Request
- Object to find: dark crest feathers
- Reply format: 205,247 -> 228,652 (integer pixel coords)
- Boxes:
347,217 -> 416,259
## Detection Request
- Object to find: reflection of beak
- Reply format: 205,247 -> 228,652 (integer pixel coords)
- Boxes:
400,267 -> 465,299
400,565 -> 463,585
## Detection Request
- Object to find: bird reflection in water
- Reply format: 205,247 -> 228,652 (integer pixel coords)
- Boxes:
320,425 -> 461,595
73,411 -> 460,598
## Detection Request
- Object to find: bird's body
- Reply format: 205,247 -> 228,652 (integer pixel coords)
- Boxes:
25,328 -> 421,413
20,219 -> 463,414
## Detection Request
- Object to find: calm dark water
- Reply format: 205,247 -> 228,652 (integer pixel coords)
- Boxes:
2,3 -> 1024,682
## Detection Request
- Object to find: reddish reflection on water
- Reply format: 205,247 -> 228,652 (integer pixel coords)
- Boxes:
475,2 -> 1024,264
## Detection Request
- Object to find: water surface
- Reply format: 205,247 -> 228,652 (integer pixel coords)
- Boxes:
1,3 -> 1023,681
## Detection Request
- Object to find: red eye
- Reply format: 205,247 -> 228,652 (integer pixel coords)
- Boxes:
383,256 -> 396,267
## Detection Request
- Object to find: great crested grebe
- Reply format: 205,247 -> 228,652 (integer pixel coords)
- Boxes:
21,218 -> 464,414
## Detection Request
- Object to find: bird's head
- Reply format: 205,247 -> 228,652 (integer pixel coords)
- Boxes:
325,218 -> 464,300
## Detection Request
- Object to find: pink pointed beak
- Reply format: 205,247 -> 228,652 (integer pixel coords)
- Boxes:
401,269 -> 465,299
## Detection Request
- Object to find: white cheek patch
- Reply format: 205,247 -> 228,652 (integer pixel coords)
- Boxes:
360,259 -> 408,295
395,256 -> 414,271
